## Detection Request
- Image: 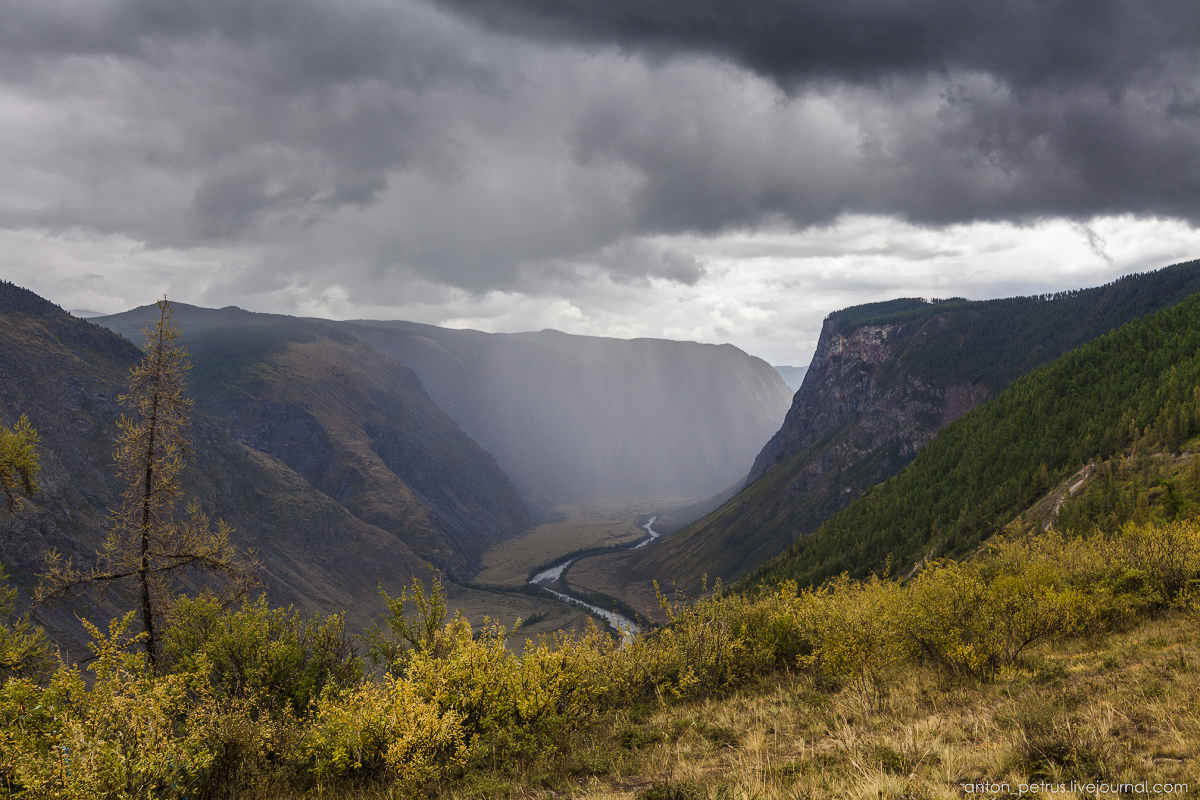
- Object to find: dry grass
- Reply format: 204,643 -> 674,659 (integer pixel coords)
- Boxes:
425,611 -> 1199,800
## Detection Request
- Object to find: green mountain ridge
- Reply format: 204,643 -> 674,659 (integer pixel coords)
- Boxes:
628,260 -> 1200,592
0,285 -> 434,657
748,288 -> 1200,589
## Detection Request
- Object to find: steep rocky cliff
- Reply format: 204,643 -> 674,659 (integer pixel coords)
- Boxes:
745,314 -> 990,515
625,260 -> 1200,589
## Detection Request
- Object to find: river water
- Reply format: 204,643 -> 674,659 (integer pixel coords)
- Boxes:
527,515 -> 660,639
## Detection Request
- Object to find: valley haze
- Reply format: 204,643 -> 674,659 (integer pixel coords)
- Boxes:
0,283 -> 792,655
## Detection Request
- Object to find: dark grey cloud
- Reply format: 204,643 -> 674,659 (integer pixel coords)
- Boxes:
0,0 -> 1197,312
440,0 -> 1200,226
435,0 -> 1199,91
0,0 -> 491,244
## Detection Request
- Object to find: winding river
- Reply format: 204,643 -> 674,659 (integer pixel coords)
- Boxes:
527,516 -> 660,640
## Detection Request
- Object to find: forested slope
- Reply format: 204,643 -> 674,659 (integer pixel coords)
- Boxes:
636,260 -> 1200,590
748,289 -> 1200,589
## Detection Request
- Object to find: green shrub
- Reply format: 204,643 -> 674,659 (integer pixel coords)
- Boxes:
0,561 -> 51,682
365,573 -> 448,676
1004,694 -> 1110,780
164,594 -> 362,717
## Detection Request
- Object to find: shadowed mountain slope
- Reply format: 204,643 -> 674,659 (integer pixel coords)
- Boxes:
94,304 -> 532,576
313,321 -> 794,507
0,285 -> 433,654
626,259 -> 1200,590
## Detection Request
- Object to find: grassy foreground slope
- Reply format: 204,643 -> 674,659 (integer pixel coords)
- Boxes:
3,515 -> 1198,799
748,289 -> 1200,590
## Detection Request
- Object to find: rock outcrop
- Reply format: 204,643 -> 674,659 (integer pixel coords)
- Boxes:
747,317 -> 991,525
626,260 -> 1200,590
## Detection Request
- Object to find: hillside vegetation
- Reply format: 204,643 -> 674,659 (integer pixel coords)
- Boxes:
631,260 -> 1200,593
748,289 -> 1200,590
1,515 -> 1197,798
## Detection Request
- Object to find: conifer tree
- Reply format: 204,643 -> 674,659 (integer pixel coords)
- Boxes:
39,299 -> 255,668
0,419 -> 50,678
0,415 -> 40,513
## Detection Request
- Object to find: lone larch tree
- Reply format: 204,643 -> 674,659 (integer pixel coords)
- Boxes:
40,298 -> 255,668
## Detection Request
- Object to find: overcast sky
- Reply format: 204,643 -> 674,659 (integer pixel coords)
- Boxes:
3,0 -> 1199,366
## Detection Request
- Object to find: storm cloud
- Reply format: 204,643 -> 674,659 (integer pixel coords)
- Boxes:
0,0 -> 1198,364
441,0 -> 1200,223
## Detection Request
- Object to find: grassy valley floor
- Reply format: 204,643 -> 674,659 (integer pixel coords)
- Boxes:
450,497 -> 699,639
561,549 -> 666,625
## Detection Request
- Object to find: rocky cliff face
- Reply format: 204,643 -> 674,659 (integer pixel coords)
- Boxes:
628,259 -> 1200,590
748,318 -> 991,501
627,310 -> 995,587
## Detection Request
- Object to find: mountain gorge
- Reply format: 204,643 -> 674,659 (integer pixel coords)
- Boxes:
0,283 -> 794,652
99,309 -> 793,515
620,260 -> 1200,590
340,321 -> 792,507
96,304 -> 532,574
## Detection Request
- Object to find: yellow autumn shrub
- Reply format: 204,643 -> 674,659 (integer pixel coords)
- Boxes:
509,622 -> 612,736
902,548 -> 1089,679
305,675 -> 467,793
1107,517 -> 1200,602
0,613 -> 212,800
792,574 -> 908,704
608,581 -> 801,702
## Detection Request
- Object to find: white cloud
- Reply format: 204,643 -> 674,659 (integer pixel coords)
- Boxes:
1,0 -> 1198,367
13,215 -> 1197,370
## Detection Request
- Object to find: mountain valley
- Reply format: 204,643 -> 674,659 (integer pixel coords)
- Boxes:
600,260 -> 1200,602
4,262 -> 1200,798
